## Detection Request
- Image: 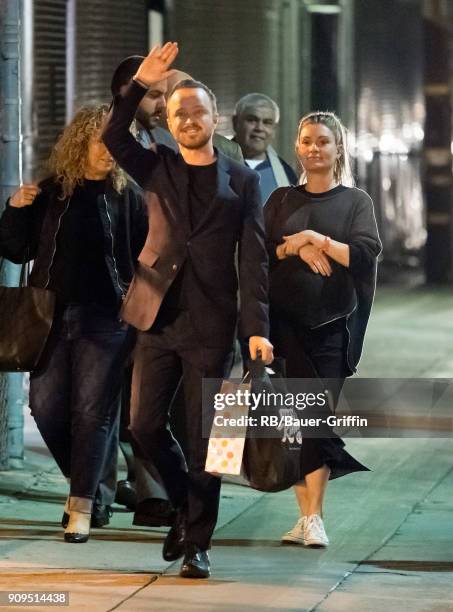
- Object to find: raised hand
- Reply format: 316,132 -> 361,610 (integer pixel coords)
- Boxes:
134,42 -> 179,87
10,184 -> 40,208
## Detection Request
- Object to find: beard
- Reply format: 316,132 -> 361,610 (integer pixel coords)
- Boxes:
135,109 -> 161,130
148,116 -> 161,129
145,113 -> 163,130
177,129 -> 212,150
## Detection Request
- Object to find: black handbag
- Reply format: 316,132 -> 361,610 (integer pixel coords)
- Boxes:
0,257 -> 55,372
242,357 -> 303,492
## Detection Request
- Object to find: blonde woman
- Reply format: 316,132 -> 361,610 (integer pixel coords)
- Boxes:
264,111 -> 381,547
0,105 -> 147,542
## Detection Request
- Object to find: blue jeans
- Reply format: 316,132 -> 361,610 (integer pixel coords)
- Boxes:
29,304 -> 131,504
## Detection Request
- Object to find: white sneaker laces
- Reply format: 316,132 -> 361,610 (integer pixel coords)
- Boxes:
305,514 -> 329,545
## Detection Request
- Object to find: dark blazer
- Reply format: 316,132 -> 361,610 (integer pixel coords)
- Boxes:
103,80 -> 269,349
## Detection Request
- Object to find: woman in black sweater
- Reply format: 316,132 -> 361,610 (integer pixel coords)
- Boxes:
264,111 -> 381,547
0,105 -> 146,543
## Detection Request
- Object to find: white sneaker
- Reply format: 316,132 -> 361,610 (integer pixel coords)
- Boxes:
304,514 -> 329,547
281,516 -> 306,544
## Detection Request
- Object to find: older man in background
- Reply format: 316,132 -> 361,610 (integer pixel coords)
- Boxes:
233,93 -> 297,204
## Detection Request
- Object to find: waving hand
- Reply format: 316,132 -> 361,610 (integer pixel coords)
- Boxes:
134,42 -> 179,87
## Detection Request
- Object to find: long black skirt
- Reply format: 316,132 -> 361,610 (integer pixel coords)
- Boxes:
270,312 -> 368,481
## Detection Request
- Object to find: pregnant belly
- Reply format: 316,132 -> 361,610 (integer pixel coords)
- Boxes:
269,258 -> 356,327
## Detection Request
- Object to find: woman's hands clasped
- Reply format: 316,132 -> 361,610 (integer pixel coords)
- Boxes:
297,244 -> 332,276
10,184 -> 41,208
276,229 -> 332,276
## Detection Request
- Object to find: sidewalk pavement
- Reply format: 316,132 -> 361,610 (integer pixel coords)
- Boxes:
0,286 -> 453,611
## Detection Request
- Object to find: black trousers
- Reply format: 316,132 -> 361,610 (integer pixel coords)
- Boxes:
129,311 -> 233,550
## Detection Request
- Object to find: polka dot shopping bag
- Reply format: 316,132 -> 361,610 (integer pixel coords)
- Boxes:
205,379 -> 251,475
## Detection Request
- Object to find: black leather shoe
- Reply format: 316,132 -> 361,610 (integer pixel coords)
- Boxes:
115,479 -> 137,510
180,546 -> 210,578
162,511 -> 186,562
133,499 -> 176,528
64,532 -> 89,544
91,504 -> 112,528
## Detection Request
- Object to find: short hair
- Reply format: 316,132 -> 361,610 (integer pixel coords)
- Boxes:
234,93 -> 280,124
167,79 -> 218,114
110,55 -> 144,95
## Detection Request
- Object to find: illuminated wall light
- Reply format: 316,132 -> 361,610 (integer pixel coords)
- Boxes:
385,205 -> 396,221
402,124 -> 412,139
382,177 -> 392,191
401,122 -> 424,146
405,231 -> 427,250
305,5 -> 342,13
379,133 -> 409,155
355,132 -> 379,162
361,148 -> 374,163
412,124 -> 424,141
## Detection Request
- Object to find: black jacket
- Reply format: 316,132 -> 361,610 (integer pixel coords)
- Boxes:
0,177 -> 147,306
102,79 -> 269,348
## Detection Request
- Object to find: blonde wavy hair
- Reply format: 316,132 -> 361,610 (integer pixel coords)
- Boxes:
48,104 -> 126,198
296,111 -> 355,187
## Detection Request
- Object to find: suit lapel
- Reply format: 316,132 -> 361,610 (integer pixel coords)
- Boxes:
216,152 -> 237,201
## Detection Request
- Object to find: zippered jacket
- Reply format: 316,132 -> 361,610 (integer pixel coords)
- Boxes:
0,177 -> 148,305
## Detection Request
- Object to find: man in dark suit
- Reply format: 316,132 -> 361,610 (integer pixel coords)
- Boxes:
103,42 -> 273,579
109,56 -> 177,529
109,56 -> 245,528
